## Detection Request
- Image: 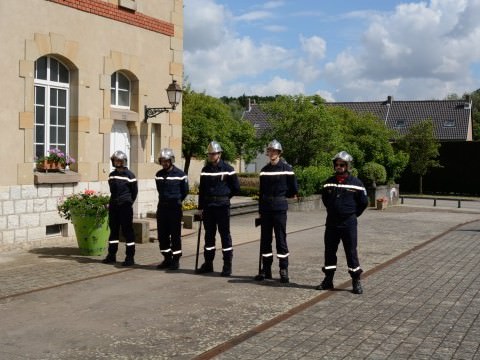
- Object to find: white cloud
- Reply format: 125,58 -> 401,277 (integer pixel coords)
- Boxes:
300,35 -> 326,61
185,0 -> 480,100
263,25 -> 287,32
322,0 -> 480,100
184,0 -> 231,52
234,11 -> 272,22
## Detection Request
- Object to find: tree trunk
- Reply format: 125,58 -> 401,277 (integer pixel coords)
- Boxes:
419,175 -> 423,194
183,155 -> 191,175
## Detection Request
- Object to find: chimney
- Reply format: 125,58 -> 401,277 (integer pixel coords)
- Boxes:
387,95 -> 393,106
464,95 -> 472,109
247,98 -> 252,111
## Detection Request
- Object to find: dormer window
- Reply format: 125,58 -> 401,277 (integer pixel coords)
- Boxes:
443,119 -> 456,127
394,119 -> 406,128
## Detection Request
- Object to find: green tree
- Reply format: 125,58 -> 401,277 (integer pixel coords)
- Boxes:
397,119 -> 441,194
260,95 -> 342,167
182,87 -> 257,174
329,107 -> 409,183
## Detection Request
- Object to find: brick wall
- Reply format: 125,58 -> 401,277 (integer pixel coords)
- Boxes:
46,0 -> 174,36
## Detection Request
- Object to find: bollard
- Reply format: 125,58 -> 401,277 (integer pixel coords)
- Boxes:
433,199 -> 437,207
458,200 -> 461,208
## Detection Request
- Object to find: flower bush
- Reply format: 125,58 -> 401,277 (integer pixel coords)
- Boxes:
37,148 -> 76,166
182,197 -> 198,211
58,190 -> 110,223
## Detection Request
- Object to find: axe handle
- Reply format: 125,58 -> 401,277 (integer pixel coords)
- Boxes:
195,220 -> 202,271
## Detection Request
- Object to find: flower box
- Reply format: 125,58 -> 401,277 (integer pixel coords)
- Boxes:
36,159 -> 64,172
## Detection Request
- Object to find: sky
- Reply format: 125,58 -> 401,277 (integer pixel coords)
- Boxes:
183,0 -> 480,101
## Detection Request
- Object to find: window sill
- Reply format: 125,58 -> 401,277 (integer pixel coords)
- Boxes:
34,170 -> 80,184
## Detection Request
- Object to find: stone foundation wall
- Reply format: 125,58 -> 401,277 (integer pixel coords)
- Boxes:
0,181 -> 158,251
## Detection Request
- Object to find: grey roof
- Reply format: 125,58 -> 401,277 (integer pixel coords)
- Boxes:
241,101 -> 270,135
242,97 -> 473,141
325,97 -> 473,141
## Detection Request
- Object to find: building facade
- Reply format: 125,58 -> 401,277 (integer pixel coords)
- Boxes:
0,0 -> 183,250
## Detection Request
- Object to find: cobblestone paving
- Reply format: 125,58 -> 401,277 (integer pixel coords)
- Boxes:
215,222 -> 480,360
1,206 -> 480,359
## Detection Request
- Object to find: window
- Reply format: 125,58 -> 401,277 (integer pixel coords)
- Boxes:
443,119 -> 456,127
394,119 -> 406,128
34,56 -> 70,160
150,124 -> 161,163
111,72 -> 131,108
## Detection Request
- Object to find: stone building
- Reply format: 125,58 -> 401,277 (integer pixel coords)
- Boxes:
0,0 -> 183,250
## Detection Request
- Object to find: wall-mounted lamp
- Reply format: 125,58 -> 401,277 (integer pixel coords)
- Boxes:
144,80 -> 182,122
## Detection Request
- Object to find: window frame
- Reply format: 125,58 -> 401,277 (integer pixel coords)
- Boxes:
110,71 -> 131,109
34,56 -> 70,161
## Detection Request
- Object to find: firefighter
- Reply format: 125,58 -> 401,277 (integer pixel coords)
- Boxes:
196,141 -> 240,276
255,140 -> 298,283
155,148 -> 189,270
317,151 -> 368,294
102,151 -> 138,266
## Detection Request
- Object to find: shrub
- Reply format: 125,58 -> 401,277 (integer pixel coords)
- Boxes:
296,166 -> 332,197
238,186 -> 259,198
361,162 -> 387,186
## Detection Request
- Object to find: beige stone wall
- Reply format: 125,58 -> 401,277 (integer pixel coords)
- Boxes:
0,0 -> 184,250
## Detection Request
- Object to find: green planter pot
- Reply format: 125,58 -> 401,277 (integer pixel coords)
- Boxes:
70,212 -> 110,256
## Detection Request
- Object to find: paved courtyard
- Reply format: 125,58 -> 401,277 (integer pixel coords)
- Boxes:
1,204 -> 479,359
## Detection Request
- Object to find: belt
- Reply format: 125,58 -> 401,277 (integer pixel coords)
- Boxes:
205,196 -> 229,201
262,196 -> 286,201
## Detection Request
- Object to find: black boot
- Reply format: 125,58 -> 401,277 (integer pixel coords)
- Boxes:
169,255 -> 180,270
254,265 -> 272,281
122,244 -> 135,266
316,274 -> 334,290
157,253 -> 173,269
279,268 -> 289,283
122,257 -> 135,267
221,261 -> 232,277
102,254 -> 116,264
196,261 -> 214,274
352,278 -> 363,294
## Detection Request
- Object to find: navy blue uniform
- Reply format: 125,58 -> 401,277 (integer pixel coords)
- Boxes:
259,159 -> 298,270
198,159 -> 240,262
155,166 -> 188,260
107,168 -> 138,261
322,175 -> 368,278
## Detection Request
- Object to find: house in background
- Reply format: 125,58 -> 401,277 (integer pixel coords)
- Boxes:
0,0 -> 183,250
325,96 -> 473,141
242,96 -> 473,172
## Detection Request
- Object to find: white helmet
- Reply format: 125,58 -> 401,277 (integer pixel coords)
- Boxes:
332,151 -> 353,171
111,150 -> 128,167
207,141 -> 223,154
267,139 -> 283,152
158,148 -> 175,163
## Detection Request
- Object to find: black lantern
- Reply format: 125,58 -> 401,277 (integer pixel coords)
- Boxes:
144,80 -> 182,122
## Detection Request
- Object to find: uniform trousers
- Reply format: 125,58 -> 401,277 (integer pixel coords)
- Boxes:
107,203 -> 135,259
202,205 -> 233,262
323,217 -> 362,278
260,211 -> 289,269
157,204 -> 182,258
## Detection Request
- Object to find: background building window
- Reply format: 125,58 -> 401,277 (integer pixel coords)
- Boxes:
34,56 -> 70,159
111,71 -> 131,108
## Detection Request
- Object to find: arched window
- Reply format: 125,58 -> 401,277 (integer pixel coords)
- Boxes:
34,56 -> 70,159
111,71 -> 131,108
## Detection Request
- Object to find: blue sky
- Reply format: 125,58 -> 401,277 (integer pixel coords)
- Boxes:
184,0 -> 480,101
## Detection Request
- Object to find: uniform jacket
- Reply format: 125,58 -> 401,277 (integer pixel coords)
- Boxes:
198,159 -> 240,209
155,165 -> 189,206
108,168 -> 138,206
322,174 -> 368,226
259,159 -> 298,212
